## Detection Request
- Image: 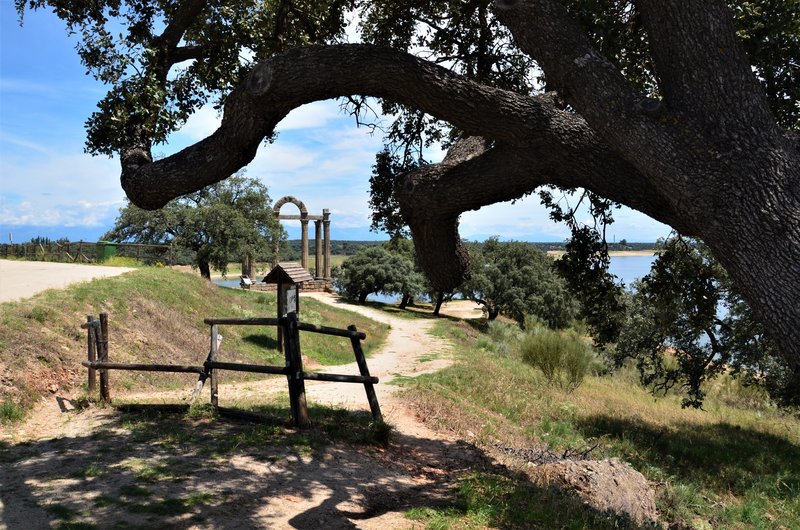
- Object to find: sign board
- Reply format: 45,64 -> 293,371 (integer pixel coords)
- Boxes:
279,284 -> 300,317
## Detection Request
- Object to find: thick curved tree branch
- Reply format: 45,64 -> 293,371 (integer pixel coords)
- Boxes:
156,0 -> 208,65
493,0 -> 649,143
396,135 -> 688,290
494,0 -> 791,224
122,44 -> 663,212
171,45 -> 207,64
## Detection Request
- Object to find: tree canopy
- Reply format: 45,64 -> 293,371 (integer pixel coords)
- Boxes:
616,236 -> 792,408
460,238 -> 576,326
104,174 -> 282,278
333,246 -> 423,304
19,0 -> 800,398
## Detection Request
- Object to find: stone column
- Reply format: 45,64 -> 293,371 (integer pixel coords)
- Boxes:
314,220 -> 322,279
273,211 -> 281,266
323,209 -> 331,279
300,213 -> 309,272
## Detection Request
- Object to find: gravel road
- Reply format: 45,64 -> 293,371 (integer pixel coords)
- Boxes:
0,259 -> 135,303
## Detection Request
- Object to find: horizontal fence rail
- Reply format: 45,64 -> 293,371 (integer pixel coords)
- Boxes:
82,311 -> 381,428
203,317 -> 367,340
204,360 -> 288,375
81,361 -> 205,374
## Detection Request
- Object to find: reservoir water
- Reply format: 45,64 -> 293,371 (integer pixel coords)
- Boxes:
607,254 -> 657,287
214,253 -> 659,302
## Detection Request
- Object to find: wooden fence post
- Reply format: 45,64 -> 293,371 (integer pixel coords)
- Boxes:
86,315 -> 97,394
209,324 -> 219,406
284,313 -> 311,429
348,325 -> 382,421
98,312 -> 110,402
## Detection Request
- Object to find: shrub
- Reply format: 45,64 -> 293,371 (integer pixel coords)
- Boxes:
520,328 -> 594,392
0,400 -> 25,424
479,320 -> 523,355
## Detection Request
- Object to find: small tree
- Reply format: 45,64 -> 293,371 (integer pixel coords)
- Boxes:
104,174 -> 283,279
382,236 -> 431,309
334,246 -> 423,304
615,236 -> 794,408
459,238 -> 577,327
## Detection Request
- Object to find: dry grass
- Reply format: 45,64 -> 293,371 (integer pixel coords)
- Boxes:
0,267 -> 389,419
402,318 -> 800,529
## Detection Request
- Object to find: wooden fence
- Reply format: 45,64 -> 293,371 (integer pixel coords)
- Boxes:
80,312 -> 381,429
1,241 -> 172,265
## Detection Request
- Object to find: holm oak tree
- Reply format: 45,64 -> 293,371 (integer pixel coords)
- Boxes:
18,0 -> 800,402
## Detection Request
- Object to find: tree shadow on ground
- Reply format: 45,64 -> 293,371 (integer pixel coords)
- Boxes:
241,333 -> 281,350
354,300 -> 465,322
1,404 -> 653,529
575,414 -> 800,498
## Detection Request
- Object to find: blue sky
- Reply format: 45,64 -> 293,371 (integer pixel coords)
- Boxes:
0,3 -> 670,243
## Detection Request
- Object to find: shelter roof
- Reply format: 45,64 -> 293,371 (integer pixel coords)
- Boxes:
262,262 -> 314,285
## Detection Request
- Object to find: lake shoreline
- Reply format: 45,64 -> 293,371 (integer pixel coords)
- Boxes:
547,249 -> 658,257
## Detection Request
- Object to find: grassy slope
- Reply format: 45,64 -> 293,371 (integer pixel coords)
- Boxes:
0,267 -> 388,419
401,319 -> 800,530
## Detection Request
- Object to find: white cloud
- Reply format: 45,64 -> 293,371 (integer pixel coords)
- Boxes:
0,131 -> 51,155
176,105 -> 222,141
277,101 -> 345,131
0,151 -> 124,227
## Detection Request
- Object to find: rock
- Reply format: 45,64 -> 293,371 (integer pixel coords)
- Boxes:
532,458 -> 658,525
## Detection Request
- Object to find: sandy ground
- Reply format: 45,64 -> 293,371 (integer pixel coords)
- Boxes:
0,260 -> 135,303
0,290 -> 488,529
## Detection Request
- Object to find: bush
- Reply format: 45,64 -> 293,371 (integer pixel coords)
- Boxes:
333,246 -> 423,303
0,400 -> 25,424
476,320 -> 523,355
520,328 -> 594,392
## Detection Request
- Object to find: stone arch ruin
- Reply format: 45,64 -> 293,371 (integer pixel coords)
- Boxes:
273,196 -> 331,280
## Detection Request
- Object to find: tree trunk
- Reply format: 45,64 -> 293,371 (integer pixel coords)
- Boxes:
399,294 -> 411,309
432,291 -> 445,316
358,292 -> 368,304
198,260 -> 211,280
487,307 -> 499,320
695,155 -> 800,399
241,253 -> 254,279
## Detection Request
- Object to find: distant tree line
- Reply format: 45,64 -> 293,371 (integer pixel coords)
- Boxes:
280,239 -> 657,260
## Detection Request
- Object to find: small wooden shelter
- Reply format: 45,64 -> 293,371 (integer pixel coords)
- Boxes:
263,262 -> 313,353
263,261 -> 314,318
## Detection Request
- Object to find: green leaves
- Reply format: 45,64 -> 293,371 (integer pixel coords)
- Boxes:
615,236 -> 795,408
460,238 -> 577,328
104,173 -> 283,278
333,245 -> 424,303
19,0 -> 355,155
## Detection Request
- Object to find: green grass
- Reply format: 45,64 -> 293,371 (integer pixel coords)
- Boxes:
102,256 -> 145,268
0,266 -> 389,421
398,318 -> 800,529
407,470 -> 644,530
1,400 -> 25,423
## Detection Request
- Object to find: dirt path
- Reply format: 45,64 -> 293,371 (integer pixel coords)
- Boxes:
1,293 -> 486,529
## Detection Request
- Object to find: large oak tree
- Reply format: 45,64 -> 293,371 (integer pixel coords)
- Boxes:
18,0 -> 800,401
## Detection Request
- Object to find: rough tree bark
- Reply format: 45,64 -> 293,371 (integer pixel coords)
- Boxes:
432,292 -> 445,317
116,1 -> 800,389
